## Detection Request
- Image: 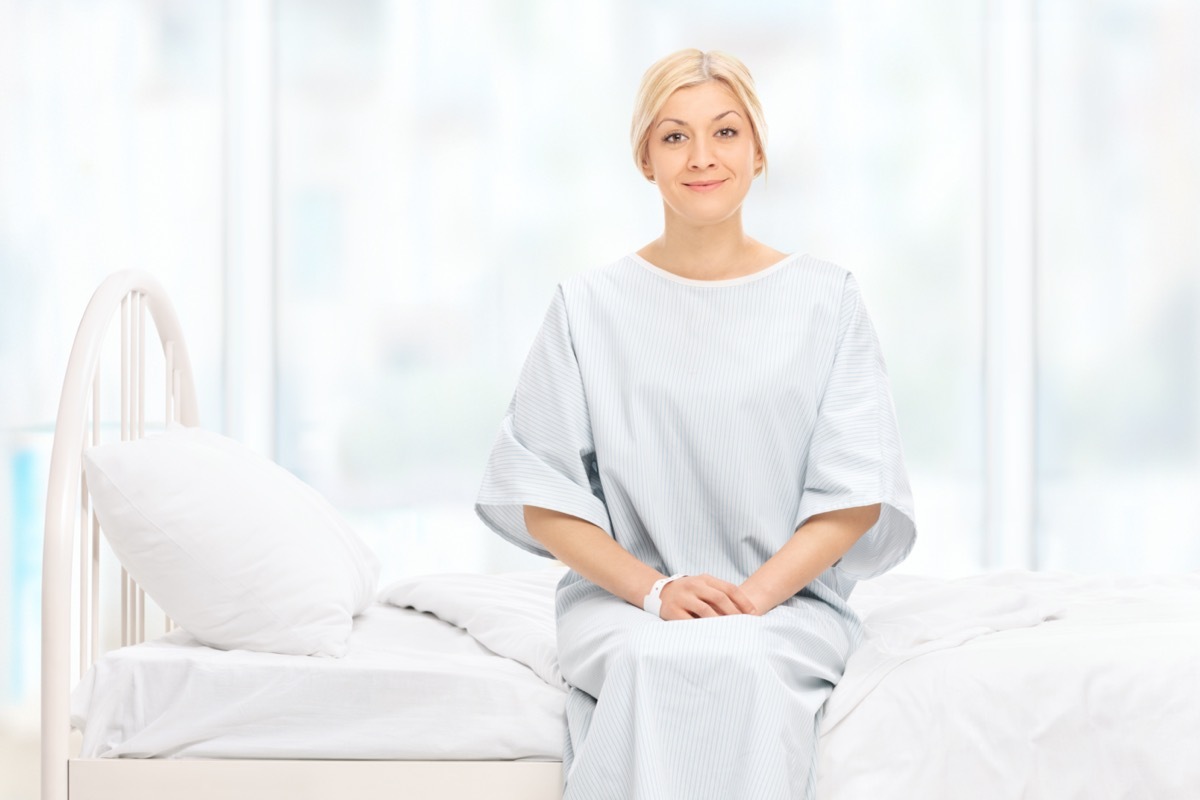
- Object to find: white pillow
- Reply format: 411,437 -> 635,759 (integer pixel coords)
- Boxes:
82,424 -> 380,658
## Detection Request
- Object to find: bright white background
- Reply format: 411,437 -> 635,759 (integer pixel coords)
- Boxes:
1,1 -> 1198,794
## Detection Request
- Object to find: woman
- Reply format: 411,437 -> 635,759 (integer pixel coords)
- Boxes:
476,48 -> 917,799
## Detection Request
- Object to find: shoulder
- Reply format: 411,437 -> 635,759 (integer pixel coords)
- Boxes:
554,254 -> 645,323
772,254 -> 856,319
774,256 -> 866,342
559,254 -> 637,296
536,255 -> 638,339
796,253 -> 853,287
797,255 -> 868,307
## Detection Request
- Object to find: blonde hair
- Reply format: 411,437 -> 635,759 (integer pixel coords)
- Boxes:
630,49 -> 768,184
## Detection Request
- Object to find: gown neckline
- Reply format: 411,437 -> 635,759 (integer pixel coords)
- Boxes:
628,251 -> 805,287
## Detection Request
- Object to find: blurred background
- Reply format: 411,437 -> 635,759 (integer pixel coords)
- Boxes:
2,0 -> 1198,795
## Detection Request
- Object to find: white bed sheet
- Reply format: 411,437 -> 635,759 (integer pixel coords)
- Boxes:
388,567 -> 1200,799
817,570 -> 1200,799
69,601 -> 565,760
74,566 -> 1200,800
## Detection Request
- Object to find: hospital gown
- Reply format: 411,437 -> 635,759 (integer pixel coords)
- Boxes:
475,251 -> 918,800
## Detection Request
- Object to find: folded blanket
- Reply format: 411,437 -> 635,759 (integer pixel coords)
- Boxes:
380,566 -> 1067,727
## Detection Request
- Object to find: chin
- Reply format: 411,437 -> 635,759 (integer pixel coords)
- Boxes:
674,190 -> 748,210
667,200 -> 746,225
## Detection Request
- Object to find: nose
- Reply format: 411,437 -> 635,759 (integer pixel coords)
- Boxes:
687,137 -> 716,171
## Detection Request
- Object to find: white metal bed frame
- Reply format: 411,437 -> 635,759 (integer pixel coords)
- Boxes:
42,270 -> 563,799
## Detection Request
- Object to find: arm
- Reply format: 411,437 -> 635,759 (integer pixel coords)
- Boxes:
741,503 -> 882,615
524,505 -> 665,608
525,506 -> 757,618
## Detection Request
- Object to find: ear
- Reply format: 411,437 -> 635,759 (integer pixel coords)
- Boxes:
641,159 -> 655,183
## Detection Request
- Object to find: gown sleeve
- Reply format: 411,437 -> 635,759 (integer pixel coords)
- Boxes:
793,271 -> 918,581
474,284 -> 613,559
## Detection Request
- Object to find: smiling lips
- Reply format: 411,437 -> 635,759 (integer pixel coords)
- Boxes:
684,179 -> 726,193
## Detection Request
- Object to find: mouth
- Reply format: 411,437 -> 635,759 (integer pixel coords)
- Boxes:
684,179 -> 725,193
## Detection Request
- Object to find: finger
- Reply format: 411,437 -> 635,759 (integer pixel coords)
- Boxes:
687,598 -> 719,618
705,577 -> 757,614
697,586 -> 740,616
727,584 -> 759,614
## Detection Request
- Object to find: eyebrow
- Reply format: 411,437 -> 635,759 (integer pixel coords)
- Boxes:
655,109 -> 742,129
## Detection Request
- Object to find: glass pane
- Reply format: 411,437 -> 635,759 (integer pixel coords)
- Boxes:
1036,0 -> 1200,571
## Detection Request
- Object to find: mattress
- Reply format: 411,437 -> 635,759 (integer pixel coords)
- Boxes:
72,566 -> 1200,800
69,601 -> 566,760
386,567 -> 1200,799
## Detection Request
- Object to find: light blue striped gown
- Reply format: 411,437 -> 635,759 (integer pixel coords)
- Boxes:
476,251 -> 917,800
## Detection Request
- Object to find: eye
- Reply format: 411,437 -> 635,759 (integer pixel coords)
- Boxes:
716,127 -> 738,138
662,132 -> 686,144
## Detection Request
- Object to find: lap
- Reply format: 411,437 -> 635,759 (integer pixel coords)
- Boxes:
556,589 -> 852,700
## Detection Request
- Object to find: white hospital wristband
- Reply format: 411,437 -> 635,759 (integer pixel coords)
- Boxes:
642,573 -> 688,618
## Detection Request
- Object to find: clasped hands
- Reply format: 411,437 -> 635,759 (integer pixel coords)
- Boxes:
657,574 -> 768,621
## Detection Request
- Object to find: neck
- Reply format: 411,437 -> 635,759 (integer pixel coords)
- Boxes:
649,205 -> 755,279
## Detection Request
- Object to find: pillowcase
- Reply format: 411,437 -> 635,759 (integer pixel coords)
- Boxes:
82,423 -> 380,658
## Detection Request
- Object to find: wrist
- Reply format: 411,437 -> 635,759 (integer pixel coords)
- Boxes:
642,573 -> 688,617
626,570 -> 668,608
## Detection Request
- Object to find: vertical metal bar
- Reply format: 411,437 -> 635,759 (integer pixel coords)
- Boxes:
90,510 -> 100,663
121,294 -> 129,442
129,572 -> 137,644
165,338 -> 176,632
165,341 -> 175,427
137,291 -> 143,637
137,292 -> 146,439
90,369 -> 101,666
131,292 -> 139,440
133,291 -> 145,642
128,571 -> 135,644
121,292 -> 131,646
131,291 -> 139,438
78,431 -> 87,681
120,566 -> 128,648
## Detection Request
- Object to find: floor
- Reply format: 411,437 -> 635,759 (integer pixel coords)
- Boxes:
1,730 -> 39,800
0,713 -> 83,800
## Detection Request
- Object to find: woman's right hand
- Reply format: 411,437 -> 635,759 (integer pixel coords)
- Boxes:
658,574 -> 758,620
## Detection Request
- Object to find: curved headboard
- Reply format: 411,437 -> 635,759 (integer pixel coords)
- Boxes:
41,270 -> 199,800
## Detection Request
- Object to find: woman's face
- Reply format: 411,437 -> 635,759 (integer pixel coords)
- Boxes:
641,80 -> 763,226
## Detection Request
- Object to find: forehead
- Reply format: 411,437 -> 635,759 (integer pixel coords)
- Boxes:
657,81 -> 744,121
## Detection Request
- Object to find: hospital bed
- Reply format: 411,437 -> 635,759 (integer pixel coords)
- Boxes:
42,271 -> 1200,799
